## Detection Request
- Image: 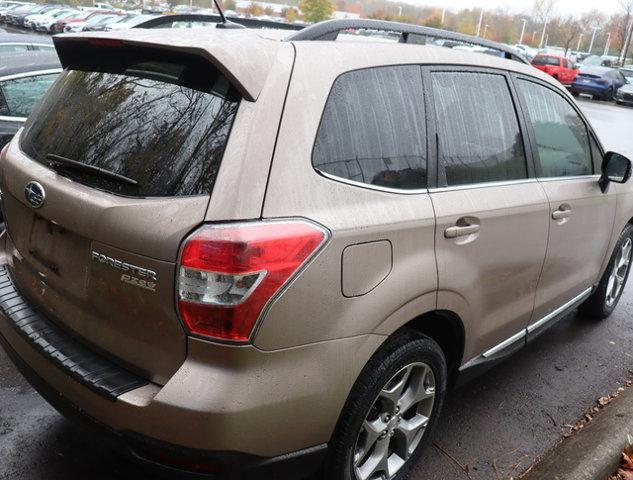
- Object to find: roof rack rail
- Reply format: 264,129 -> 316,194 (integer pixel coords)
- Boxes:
287,19 -> 529,65
135,14 -> 304,32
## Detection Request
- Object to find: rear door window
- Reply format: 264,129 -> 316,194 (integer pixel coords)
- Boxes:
313,65 -> 427,191
21,48 -> 240,198
430,71 -> 527,187
0,73 -> 58,118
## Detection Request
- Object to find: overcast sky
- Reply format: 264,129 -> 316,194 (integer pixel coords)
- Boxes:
405,0 -> 622,15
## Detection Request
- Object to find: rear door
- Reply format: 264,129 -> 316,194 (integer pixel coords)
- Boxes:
514,77 -> 616,337
0,46 -> 241,383
427,68 -> 549,360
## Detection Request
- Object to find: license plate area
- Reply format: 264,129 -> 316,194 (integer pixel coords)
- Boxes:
27,215 -> 89,294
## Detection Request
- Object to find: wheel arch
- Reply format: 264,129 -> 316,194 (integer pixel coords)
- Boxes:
400,310 -> 465,385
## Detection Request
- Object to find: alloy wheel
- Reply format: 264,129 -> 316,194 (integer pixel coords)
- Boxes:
606,237 -> 632,307
352,362 -> 436,480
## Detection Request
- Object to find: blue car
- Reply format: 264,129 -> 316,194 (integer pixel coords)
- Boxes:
571,66 -> 627,101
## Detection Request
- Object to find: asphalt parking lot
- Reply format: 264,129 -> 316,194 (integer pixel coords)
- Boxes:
0,55 -> 632,479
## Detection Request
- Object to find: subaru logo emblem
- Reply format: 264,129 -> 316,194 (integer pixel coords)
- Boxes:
24,181 -> 45,209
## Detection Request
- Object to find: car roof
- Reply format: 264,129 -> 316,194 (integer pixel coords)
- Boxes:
580,66 -> 612,75
55,26 -> 562,102
0,51 -> 61,77
0,32 -> 53,45
535,53 -> 563,59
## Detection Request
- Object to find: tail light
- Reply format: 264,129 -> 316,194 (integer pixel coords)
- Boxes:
177,220 -> 328,342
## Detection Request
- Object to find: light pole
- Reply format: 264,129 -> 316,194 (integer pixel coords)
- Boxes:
532,31 -> 538,44
588,26 -> 599,54
604,32 -> 611,56
397,6 -> 402,17
539,15 -> 549,49
576,33 -> 584,52
476,8 -> 484,37
441,7 -> 446,25
483,24 -> 489,39
621,18 -> 633,65
519,18 -> 527,45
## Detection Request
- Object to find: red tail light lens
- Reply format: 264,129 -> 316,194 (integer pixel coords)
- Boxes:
177,220 -> 328,342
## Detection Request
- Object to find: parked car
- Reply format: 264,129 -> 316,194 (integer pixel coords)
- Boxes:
8,3 -> 57,26
0,32 -> 53,54
50,9 -> 97,33
33,9 -> 77,32
0,51 -> 60,149
24,7 -> 71,30
0,2 -> 28,21
513,43 -> 538,59
532,54 -> 579,86
571,66 -> 628,100
615,82 -> 633,106
621,67 -> 633,84
1,19 -> 633,480
105,13 -> 157,30
81,12 -> 124,31
64,12 -> 117,32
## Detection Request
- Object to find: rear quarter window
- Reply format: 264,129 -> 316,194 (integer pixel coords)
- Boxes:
20,48 -> 240,198
312,65 -> 427,191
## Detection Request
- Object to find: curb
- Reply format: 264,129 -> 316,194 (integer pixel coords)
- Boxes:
523,385 -> 633,480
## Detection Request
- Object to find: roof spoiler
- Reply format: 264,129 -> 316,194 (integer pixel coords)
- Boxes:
287,19 -> 530,65
52,32 -> 283,101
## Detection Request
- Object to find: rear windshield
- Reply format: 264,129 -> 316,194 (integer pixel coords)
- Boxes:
21,47 -> 240,197
532,56 -> 560,66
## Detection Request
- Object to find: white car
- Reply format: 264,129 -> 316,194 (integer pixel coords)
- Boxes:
23,7 -> 65,29
34,9 -> 78,32
105,14 -> 156,30
64,13 -> 114,32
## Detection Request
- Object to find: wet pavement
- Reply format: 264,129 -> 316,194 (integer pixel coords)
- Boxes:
0,57 -> 633,480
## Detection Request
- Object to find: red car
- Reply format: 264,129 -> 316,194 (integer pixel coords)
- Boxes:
531,54 -> 579,87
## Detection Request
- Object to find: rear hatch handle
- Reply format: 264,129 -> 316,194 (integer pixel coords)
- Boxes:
46,154 -> 139,187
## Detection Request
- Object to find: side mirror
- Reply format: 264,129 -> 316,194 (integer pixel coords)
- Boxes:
599,152 -> 632,192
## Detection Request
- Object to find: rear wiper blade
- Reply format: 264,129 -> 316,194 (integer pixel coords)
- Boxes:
45,154 -> 139,187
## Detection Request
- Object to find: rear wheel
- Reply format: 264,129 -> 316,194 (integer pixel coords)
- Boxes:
580,224 -> 633,319
326,330 -> 447,480
571,91 -> 579,97
603,88 -> 614,101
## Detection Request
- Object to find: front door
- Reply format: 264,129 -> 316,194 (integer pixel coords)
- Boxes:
514,77 -> 616,336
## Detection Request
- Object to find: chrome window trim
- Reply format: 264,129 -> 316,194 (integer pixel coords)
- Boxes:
427,178 -> 536,193
316,169 -> 429,195
0,115 -> 26,122
0,68 -> 62,83
537,174 -> 601,182
527,287 -> 592,333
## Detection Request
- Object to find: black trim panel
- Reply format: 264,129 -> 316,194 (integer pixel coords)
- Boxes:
0,264 -> 148,400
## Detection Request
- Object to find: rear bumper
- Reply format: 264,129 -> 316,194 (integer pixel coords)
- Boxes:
0,252 -> 383,477
0,328 -> 327,479
571,85 -> 607,96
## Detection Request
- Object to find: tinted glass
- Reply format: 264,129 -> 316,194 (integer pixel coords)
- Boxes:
0,73 -> 58,117
518,80 -> 592,177
431,72 -> 527,187
533,56 -> 560,66
21,56 -> 239,198
0,44 -> 29,53
590,135 -> 603,173
313,66 -> 426,190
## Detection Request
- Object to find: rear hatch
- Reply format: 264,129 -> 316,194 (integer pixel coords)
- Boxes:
575,73 -> 604,87
0,41 -> 242,384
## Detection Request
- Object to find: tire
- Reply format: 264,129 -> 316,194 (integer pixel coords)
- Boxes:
603,88 -> 614,101
580,224 -> 633,319
325,330 -> 447,480
571,91 -> 579,97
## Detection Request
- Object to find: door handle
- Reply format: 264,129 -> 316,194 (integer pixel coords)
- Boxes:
552,205 -> 572,220
444,224 -> 481,239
